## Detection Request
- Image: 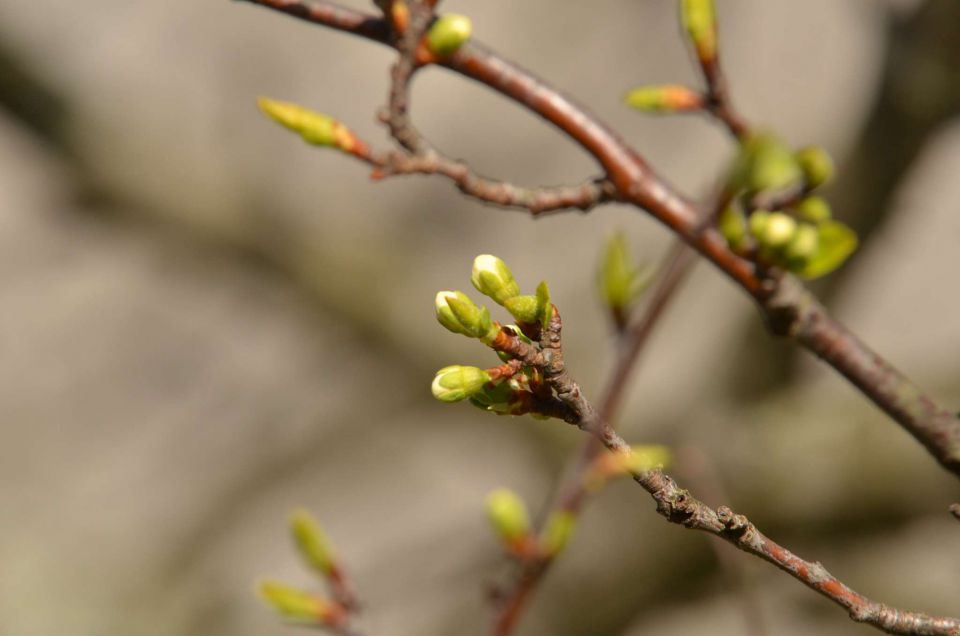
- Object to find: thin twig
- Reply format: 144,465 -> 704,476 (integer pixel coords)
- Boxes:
950,504 -> 960,522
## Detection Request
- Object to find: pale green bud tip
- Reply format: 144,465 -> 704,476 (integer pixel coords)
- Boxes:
540,511 -> 577,556
289,509 -> 335,575
718,204 -> 747,250
431,365 -> 491,403
784,224 -> 819,262
435,291 -> 470,335
796,196 -> 832,222
485,488 -> 531,543
504,295 -> 538,324
761,212 -> 798,248
625,85 -> 701,113
427,14 -> 472,57
599,232 -> 634,311
795,146 -> 834,189
681,0 -> 717,60
257,97 -> 354,151
471,254 -> 520,306
258,581 -> 329,621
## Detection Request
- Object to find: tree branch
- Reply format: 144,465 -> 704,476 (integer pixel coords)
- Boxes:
239,0 -> 960,472
489,241 -> 696,635
495,302 -> 960,636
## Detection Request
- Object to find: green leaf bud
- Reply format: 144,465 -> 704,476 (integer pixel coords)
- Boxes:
503,295 -> 538,324
471,254 -> 520,306
748,210 -> 770,240
436,291 -> 498,343
783,223 -> 819,265
426,14 -> 472,57
485,488 -> 532,546
257,97 -> 356,152
598,232 -> 651,320
730,133 -> 803,195
624,84 -> 703,113
469,381 -> 520,414
540,511 -> 577,557
795,196 -> 832,223
795,145 -> 834,189
289,509 -> 336,576
535,280 -> 552,329
797,220 -> 858,280
431,365 -> 492,403
258,581 -> 331,623
680,0 -> 718,61
760,212 -> 798,249
622,444 -> 672,473
718,202 -> 748,250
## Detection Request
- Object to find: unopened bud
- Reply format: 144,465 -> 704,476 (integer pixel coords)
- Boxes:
426,14 -> 472,57
485,488 -> 531,548
471,254 -> 520,306
257,97 -> 355,152
625,85 -> 703,113
431,365 -> 491,403
760,212 -> 798,249
795,195 -> 832,223
504,295 -> 538,324
784,223 -> 819,264
258,581 -> 333,623
540,511 -> 577,557
290,509 -> 336,577
795,146 -> 834,189
681,0 -> 718,61
718,203 -> 747,250
435,291 -> 497,342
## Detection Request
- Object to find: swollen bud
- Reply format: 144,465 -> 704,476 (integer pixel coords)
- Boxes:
426,14 -> 472,57
795,146 -> 834,189
795,196 -> 832,223
504,295 -> 538,324
435,291 -> 497,343
784,223 -> 819,264
485,488 -> 532,549
540,511 -> 577,557
471,255 -> 520,306
624,85 -> 703,113
258,581 -> 334,623
759,212 -> 798,249
290,509 -> 336,577
431,365 -> 492,403
680,0 -> 718,61
718,203 -> 748,250
257,97 -> 356,152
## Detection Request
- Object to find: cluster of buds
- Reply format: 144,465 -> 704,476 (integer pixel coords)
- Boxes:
484,489 -> 577,560
431,255 -> 554,415
719,133 -> 857,279
258,510 -> 354,630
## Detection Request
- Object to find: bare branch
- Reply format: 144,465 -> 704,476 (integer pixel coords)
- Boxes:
950,504 -> 960,522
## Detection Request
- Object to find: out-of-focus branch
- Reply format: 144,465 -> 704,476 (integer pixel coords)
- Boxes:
950,504 -> 960,523
239,0 -> 960,475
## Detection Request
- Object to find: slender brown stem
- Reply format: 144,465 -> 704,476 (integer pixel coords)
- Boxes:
949,504 -> 960,522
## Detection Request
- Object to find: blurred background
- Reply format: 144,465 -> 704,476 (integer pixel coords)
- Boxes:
1,0 -> 959,634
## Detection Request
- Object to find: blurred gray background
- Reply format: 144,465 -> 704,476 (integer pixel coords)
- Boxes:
1,0 -> 958,634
